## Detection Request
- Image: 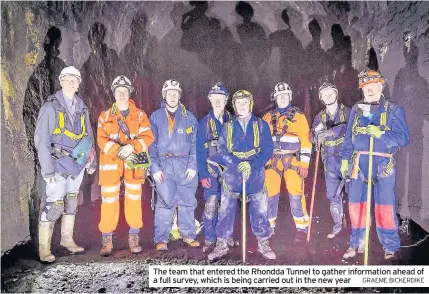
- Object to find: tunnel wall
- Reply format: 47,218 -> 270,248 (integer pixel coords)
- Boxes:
1,1 -> 428,253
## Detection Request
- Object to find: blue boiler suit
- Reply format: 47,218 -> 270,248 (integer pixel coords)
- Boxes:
311,104 -> 351,234
341,98 -> 410,253
196,111 -> 231,243
149,102 -> 198,244
212,114 -> 274,241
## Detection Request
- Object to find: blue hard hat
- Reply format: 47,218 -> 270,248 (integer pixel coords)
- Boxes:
208,82 -> 229,97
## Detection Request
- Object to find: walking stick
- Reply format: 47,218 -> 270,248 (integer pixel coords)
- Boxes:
307,145 -> 320,243
242,173 -> 247,263
364,136 -> 374,265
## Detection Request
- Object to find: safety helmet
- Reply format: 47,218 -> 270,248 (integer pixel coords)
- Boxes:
208,82 -> 229,99
232,90 -> 254,112
162,79 -> 182,99
271,82 -> 292,101
358,70 -> 385,88
318,82 -> 338,105
59,66 -> 81,83
111,75 -> 134,93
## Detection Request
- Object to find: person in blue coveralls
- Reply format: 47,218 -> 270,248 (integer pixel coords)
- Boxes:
340,70 -> 410,260
196,82 -> 233,253
311,82 -> 351,239
149,79 -> 200,251
207,89 -> 276,261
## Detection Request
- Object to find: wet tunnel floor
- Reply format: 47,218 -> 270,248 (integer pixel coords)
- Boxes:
2,171 -> 429,292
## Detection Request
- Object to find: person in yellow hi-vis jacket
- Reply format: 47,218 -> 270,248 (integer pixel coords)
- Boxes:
263,82 -> 312,243
97,76 -> 154,256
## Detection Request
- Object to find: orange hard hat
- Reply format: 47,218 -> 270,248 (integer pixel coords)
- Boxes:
358,70 -> 385,88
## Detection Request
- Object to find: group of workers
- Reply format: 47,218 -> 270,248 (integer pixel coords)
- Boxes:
34,66 -> 410,263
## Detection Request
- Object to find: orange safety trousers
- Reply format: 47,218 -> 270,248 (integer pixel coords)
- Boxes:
265,155 -> 309,231
99,162 -> 144,233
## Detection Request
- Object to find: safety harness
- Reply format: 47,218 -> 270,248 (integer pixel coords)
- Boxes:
204,112 -> 232,155
53,112 -> 87,140
266,108 -> 300,176
222,117 -> 262,196
320,104 -> 347,149
50,103 -> 89,173
350,100 -> 395,183
226,119 -> 262,159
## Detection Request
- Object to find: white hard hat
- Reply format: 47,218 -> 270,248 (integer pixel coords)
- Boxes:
162,79 -> 182,99
111,75 -> 134,93
272,82 -> 292,100
59,66 -> 81,83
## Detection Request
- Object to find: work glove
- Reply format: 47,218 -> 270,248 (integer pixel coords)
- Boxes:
117,144 -> 134,160
237,161 -> 251,180
201,178 -> 212,188
366,125 -> 383,139
298,166 -> 309,179
86,166 -> 96,175
340,159 -> 349,178
153,171 -> 165,183
185,169 -> 197,181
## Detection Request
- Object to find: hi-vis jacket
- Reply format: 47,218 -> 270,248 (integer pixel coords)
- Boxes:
35,90 -> 95,178
97,99 -> 154,185
262,106 -> 312,169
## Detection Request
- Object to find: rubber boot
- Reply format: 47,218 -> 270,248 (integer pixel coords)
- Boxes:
183,238 -> 200,247
39,221 -> 55,263
207,238 -> 229,261
100,235 -> 113,256
258,239 -> 276,260
128,234 -> 142,254
60,215 -> 84,253
202,240 -> 215,253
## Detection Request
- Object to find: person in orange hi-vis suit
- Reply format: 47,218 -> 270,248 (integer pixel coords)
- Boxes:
97,76 -> 154,256
263,82 -> 312,244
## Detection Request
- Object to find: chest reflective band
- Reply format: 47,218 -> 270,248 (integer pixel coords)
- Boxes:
322,104 -> 346,147
352,101 -> 391,137
226,120 -> 261,159
53,112 -> 87,140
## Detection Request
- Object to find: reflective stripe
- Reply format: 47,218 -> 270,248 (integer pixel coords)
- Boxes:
139,126 -> 151,133
104,112 -> 109,121
139,112 -> 143,120
272,136 -> 300,143
98,122 -> 102,128
104,141 -> 115,154
323,137 -> 344,147
101,185 -> 120,193
253,121 -> 260,148
102,195 -> 119,204
125,182 -> 141,190
109,134 -> 119,140
99,164 -> 118,171
301,148 -> 312,154
125,191 -> 141,201
138,139 -> 147,150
